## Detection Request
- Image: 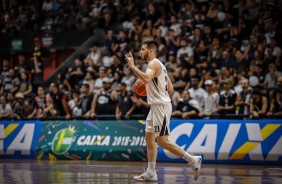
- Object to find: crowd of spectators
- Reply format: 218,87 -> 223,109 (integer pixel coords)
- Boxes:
1,0 -> 282,120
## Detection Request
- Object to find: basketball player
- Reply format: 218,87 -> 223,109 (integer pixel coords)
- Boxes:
125,40 -> 202,181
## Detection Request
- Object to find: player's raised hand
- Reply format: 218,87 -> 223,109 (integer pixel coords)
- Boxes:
125,51 -> 135,68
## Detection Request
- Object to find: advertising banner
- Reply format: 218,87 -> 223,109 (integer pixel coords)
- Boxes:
0,121 -> 43,159
157,120 -> 282,164
36,120 -> 147,161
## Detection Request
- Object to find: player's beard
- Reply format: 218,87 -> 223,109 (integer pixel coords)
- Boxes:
141,52 -> 148,61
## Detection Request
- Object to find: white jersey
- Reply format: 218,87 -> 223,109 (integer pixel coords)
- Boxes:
146,59 -> 171,105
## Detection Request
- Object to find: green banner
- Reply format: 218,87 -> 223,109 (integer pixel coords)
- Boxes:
36,120 -> 147,161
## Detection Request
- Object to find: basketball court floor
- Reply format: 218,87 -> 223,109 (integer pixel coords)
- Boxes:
1,160 -> 281,184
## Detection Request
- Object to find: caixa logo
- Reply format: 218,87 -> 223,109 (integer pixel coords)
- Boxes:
163,121 -> 282,163
51,126 -> 76,155
0,122 -> 42,157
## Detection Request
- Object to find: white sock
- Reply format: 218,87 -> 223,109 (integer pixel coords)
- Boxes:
147,162 -> 156,172
182,152 -> 195,163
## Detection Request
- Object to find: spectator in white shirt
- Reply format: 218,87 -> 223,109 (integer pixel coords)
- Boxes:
200,80 -> 219,118
188,76 -> 206,107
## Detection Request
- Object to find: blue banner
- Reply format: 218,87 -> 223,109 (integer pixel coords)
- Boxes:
0,121 -> 43,159
157,120 -> 282,164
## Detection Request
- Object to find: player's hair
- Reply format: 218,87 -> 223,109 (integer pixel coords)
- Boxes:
142,40 -> 159,52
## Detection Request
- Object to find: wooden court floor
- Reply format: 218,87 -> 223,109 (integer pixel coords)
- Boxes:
0,160 -> 281,184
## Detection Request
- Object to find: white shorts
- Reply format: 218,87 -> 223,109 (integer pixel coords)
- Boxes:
145,103 -> 172,137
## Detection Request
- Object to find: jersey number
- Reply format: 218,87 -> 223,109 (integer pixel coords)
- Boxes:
154,126 -> 160,133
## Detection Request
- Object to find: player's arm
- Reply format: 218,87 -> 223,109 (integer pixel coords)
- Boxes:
167,76 -> 174,92
131,61 -> 157,83
126,52 -> 157,83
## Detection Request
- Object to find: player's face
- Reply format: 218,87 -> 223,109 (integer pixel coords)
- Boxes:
140,44 -> 149,61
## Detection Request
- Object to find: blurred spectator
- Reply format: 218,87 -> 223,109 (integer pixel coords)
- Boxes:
253,63 -> 265,89
68,90 -> 82,118
0,60 -> 10,88
93,67 -> 108,93
155,29 -> 167,63
31,37 -> 46,92
49,82 -> 71,118
90,77 -> 118,120
104,29 -> 118,52
219,50 -> 236,69
217,67 -> 234,90
99,1 -> 117,27
177,38 -> 194,68
84,57 -> 97,75
169,16 -> 181,37
121,67 -> 136,91
114,30 -> 129,54
28,85 -> 46,119
217,78 -> 237,117
0,95 -> 13,119
40,93 -> 58,118
267,76 -> 282,117
166,29 -> 179,54
0,69 -> 20,96
68,58 -> 86,89
82,72 -> 95,93
234,49 -> 247,74
116,82 -> 135,120
101,49 -> 114,68
172,91 -> 200,119
130,94 -> 150,119
249,89 -> 268,119
84,43 -> 102,69
188,76 -> 206,107
165,51 -> 178,74
14,54 -> 30,74
235,78 -> 252,116
7,92 -> 16,110
173,68 -> 188,92
18,71 -> 33,98
111,71 -> 122,90
79,83 -> 93,117
264,63 -> 282,89
200,80 -> 219,118
56,73 -> 72,95
207,37 -> 222,64
13,93 -> 26,120
110,54 -> 124,76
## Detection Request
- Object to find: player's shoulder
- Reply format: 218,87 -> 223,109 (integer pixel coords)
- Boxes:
148,58 -> 162,68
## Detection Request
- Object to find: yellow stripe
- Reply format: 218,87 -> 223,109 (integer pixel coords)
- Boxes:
86,152 -> 92,160
261,124 -> 281,140
56,130 -> 66,152
4,124 -> 19,137
49,153 -> 57,160
230,142 -> 258,160
36,152 -> 43,160
93,136 -> 105,145
137,120 -> 145,124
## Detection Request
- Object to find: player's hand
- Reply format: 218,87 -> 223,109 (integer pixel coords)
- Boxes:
125,51 -> 135,68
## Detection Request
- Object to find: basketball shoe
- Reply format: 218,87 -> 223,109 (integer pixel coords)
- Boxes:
133,169 -> 158,181
188,155 -> 202,181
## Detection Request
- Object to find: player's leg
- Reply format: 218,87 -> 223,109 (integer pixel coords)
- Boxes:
145,131 -> 158,170
133,109 -> 158,181
157,135 -> 202,180
156,103 -> 202,181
